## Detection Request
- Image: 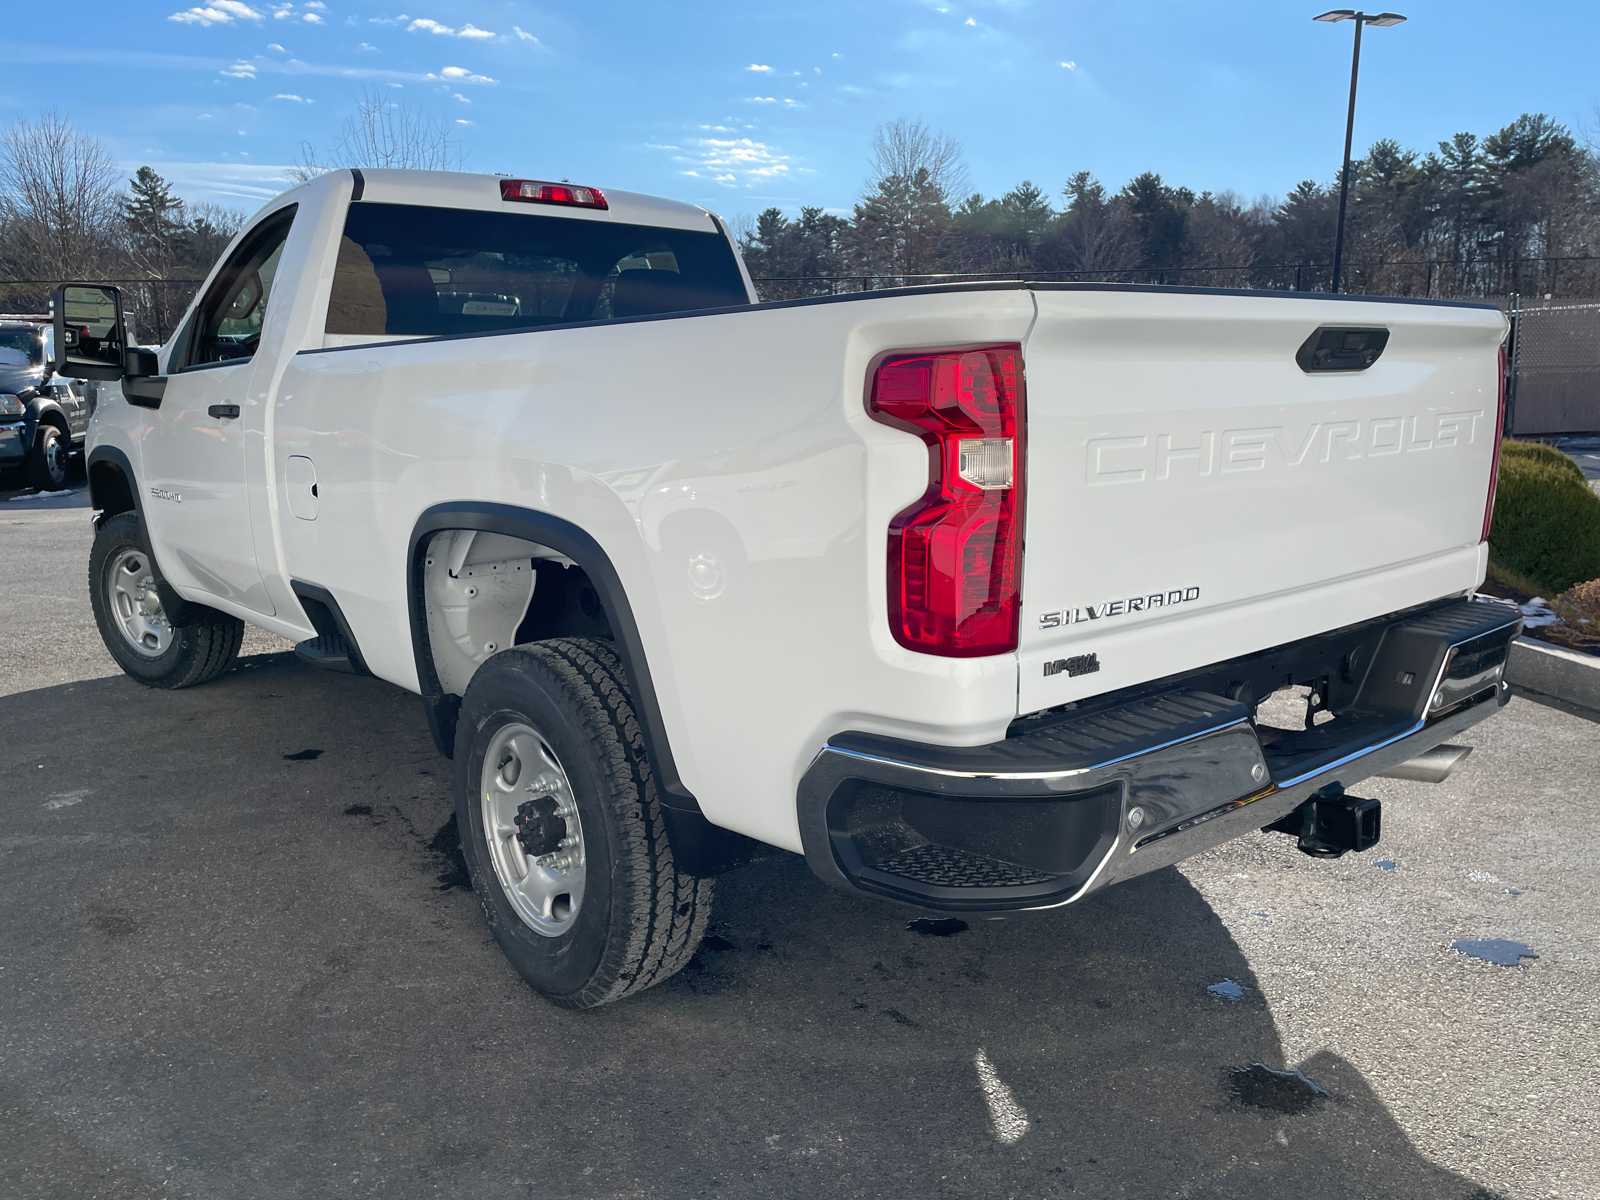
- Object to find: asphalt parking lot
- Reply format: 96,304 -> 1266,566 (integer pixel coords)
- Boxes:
2,476 -> 1595,1200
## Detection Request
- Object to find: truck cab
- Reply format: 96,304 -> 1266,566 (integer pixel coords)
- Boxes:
0,316 -> 93,490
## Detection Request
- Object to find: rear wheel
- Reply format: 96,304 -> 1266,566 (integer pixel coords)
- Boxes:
89,512 -> 244,688
25,424 -> 68,491
454,638 -> 712,1009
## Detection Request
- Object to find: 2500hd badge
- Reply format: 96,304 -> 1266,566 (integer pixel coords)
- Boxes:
1039,586 -> 1201,629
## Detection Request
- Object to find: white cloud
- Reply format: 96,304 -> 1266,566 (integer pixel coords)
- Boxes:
428,65 -> 496,84
662,136 -> 793,188
273,92 -> 310,101
356,41 -> 377,50
748,95 -> 776,103
965,16 -> 977,25
271,2 -> 293,16
745,63 -> 772,72
127,160 -> 300,202
303,0 -> 326,7
1060,60 -> 1075,68
456,118 -> 473,125
267,41 -> 284,49
510,25 -> 540,43
220,60 -> 258,77
408,17 -> 493,37
169,0 -> 264,25
452,92 -> 469,102
302,12 -> 323,22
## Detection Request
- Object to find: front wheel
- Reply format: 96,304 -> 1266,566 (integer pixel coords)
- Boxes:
89,512 -> 245,688
25,424 -> 69,491
454,638 -> 712,1009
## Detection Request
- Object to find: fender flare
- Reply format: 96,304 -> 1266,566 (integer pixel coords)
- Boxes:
84,445 -> 206,626
408,503 -> 753,876
86,444 -> 145,528
407,502 -> 687,804
29,397 -> 70,442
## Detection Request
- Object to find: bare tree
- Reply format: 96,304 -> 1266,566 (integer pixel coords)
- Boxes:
0,110 -> 121,282
869,118 -> 969,203
290,87 -> 467,182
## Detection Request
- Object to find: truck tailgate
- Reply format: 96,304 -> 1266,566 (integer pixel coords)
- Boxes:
1018,288 -> 1506,716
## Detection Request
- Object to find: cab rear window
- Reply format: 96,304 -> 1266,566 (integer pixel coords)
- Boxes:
325,202 -> 748,338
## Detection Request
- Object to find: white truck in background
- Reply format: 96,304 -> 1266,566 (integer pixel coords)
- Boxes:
55,167 -> 1520,1009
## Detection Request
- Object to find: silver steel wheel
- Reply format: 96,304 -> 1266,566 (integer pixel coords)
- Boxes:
480,721 -> 586,938
106,547 -> 173,658
43,436 -> 68,486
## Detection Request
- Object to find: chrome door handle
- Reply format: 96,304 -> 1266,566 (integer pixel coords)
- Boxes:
207,404 -> 240,420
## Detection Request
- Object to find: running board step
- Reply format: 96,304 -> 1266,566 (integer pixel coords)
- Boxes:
295,634 -> 362,675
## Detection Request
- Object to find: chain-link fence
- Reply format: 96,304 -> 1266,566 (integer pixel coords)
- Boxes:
1506,297 -> 1600,436
0,278 -> 201,345
750,255 -> 1600,304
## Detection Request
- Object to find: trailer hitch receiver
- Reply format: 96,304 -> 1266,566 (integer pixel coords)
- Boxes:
1263,783 -> 1381,858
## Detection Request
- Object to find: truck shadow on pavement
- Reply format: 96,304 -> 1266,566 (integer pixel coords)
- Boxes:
0,653 -> 1500,1200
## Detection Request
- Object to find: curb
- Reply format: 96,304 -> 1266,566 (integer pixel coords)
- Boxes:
1505,635 -> 1600,714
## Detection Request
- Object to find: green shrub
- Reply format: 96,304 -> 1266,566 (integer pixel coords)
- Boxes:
1489,443 -> 1600,595
1499,438 -> 1587,485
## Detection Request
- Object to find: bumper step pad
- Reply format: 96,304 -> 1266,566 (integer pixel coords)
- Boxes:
870,844 -> 1058,889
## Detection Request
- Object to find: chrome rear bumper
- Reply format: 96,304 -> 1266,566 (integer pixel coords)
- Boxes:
797,597 -> 1521,911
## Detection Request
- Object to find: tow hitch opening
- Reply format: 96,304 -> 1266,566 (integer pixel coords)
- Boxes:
1263,783 -> 1381,858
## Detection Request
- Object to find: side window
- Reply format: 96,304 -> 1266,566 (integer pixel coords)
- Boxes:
183,206 -> 297,368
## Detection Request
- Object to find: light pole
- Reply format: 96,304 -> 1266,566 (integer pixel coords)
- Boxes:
1313,10 -> 1406,293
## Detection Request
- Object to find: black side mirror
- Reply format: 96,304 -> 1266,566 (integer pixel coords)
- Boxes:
50,283 -> 126,381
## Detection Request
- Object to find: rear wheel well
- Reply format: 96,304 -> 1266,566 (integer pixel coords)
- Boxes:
420,529 -> 614,701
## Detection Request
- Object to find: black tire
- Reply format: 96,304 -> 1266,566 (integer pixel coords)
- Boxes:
454,638 -> 713,1009
89,512 -> 245,688
25,424 -> 69,491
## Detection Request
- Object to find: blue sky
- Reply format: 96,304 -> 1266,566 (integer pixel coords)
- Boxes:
2,0 -> 1596,222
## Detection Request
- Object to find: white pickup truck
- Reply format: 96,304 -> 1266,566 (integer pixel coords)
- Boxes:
54,167 -> 1521,1009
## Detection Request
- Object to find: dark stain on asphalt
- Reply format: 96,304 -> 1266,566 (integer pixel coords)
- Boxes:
1451,938 -> 1539,966
906,916 -> 968,937
88,907 -> 138,939
428,814 -> 472,891
701,934 -> 736,952
881,1008 -> 920,1028
344,804 -> 373,816
283,749 -> 324,761
1228,1063 -> 1328,1114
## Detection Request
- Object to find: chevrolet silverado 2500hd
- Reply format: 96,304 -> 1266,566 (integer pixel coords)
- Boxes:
53,167 -> 1521,1009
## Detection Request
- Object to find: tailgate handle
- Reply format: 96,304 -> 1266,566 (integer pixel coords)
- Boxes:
207,404 -> 241,420
1296,326 -> 1389,372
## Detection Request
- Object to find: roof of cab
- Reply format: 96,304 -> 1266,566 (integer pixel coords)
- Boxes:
327,168 -> 721,234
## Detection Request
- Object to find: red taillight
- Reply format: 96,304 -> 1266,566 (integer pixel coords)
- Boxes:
500,179 -> 608,209
1482,344 -> 1507,543
869,345 -> 1024,657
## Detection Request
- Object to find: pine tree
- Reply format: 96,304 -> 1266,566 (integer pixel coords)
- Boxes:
846,167 -> 952,279
122,166 -> 185,261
